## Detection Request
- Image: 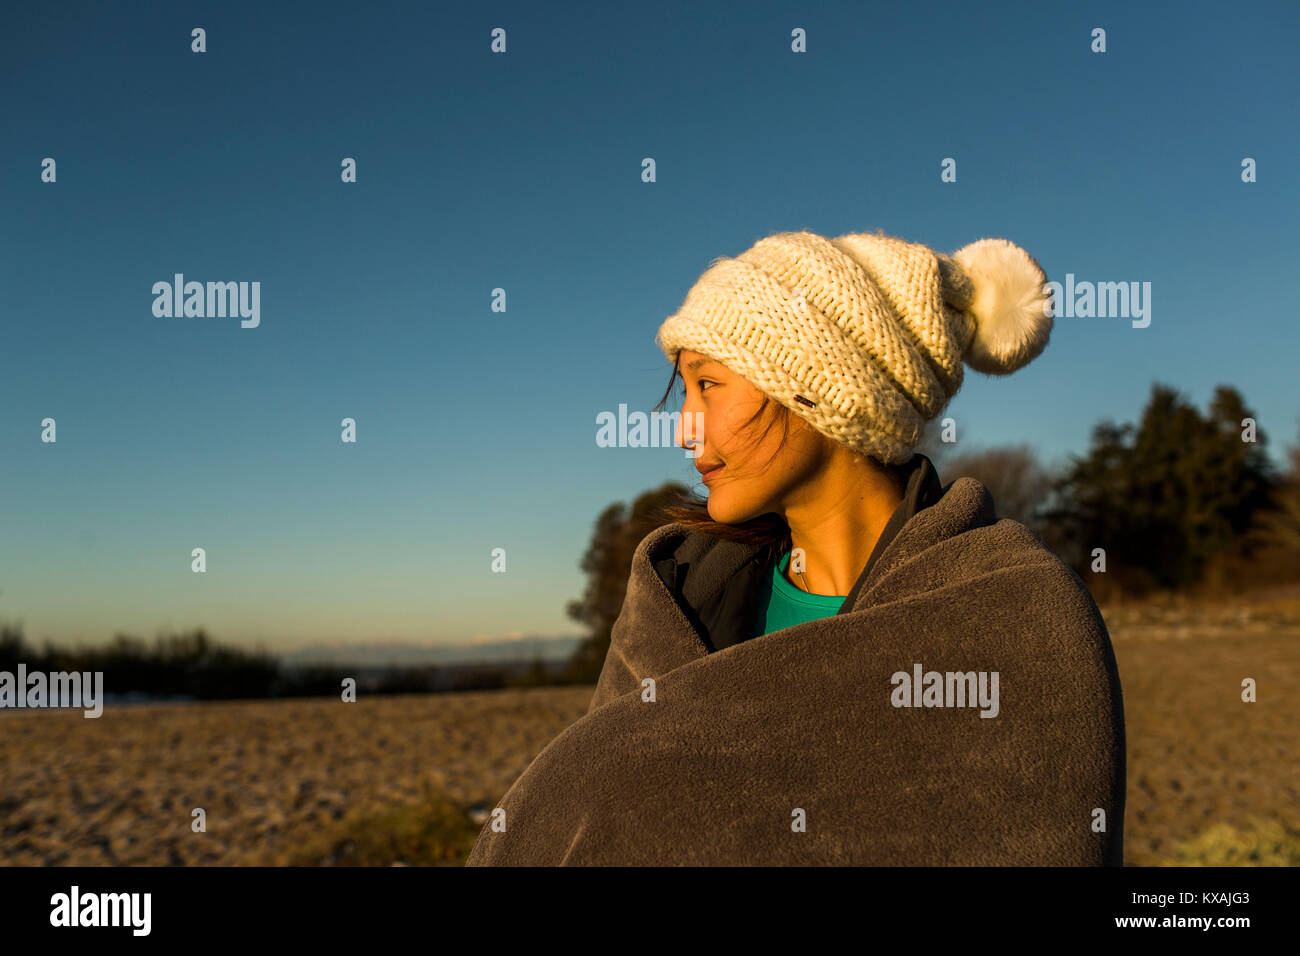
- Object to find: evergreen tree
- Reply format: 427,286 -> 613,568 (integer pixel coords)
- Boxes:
1043,383 -> 1278,594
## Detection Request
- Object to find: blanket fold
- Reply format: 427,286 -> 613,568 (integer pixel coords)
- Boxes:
466,474 -> 1126,866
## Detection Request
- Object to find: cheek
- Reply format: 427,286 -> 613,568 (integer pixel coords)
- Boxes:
714,396 -> 767,444
713,406 -> 746,443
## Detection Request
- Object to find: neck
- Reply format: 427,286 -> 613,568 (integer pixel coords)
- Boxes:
783,455 -> 904,596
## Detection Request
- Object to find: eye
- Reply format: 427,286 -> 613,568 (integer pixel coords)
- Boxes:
697,378 -> 717,392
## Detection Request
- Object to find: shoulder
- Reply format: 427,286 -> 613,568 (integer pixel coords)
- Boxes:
896,503 -> 1108,630
976,516 -> 1115,656
634,522 -> 728,565
627,524 -> 687,578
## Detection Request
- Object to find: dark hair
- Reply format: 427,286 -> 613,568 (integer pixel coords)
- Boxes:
646,351 -> 906,569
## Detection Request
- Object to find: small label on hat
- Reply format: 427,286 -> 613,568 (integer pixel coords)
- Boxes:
794,395 -> 817,407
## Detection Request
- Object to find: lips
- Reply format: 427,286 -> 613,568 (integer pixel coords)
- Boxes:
696,462 -> 725,482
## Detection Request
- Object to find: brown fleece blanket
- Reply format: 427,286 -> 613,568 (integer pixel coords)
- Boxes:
466,476 -> 1126,865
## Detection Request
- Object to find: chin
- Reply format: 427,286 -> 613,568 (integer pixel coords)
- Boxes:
706,489 -> 761,525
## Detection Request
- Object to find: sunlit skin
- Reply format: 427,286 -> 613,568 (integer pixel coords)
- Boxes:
672,349 -> 905,597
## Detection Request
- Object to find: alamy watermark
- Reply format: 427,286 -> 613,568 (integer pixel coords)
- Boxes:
50,885 -> 150,935
152,273 -> 260,328
891,662 -> 999,718
1044,274 -> 1150,328
596,404 -> 702,457
0,664 -> 103,718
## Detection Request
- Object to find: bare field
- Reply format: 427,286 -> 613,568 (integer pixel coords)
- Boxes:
1,594 -> 1296,866
1101,593 -> 1300,865
0,686 -> 592,866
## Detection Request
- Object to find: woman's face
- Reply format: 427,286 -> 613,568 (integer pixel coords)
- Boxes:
674,349 -> 832,524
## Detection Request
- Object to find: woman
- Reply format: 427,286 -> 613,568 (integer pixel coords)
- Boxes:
467,228 -> 1126,866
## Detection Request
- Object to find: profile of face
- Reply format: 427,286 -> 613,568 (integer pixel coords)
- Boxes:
673,349 -> 834,524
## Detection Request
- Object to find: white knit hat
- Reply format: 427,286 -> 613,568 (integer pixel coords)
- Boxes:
655,228 -> 1053,465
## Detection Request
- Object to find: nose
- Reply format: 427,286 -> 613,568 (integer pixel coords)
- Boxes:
676,398 -> 703,457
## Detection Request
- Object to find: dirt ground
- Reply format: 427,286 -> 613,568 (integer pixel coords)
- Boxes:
0,685 -> 591,866
1,591 -> 1296,866
1100,589 -> 1299,864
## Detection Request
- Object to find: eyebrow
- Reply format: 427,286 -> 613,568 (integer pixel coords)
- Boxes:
684,357 -> 721,373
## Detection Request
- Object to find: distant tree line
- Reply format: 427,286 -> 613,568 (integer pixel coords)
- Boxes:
0,625 -> 583,702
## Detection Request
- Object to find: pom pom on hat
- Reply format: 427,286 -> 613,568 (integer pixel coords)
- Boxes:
950,238 -> 1053,375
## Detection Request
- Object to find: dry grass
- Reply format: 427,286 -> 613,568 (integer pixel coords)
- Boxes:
2,590 -> 1296,865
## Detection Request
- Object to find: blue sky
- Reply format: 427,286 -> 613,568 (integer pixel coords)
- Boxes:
2,0 -> 1297,651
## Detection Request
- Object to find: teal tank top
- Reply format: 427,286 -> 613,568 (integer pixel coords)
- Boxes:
754,550 -> 846,637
